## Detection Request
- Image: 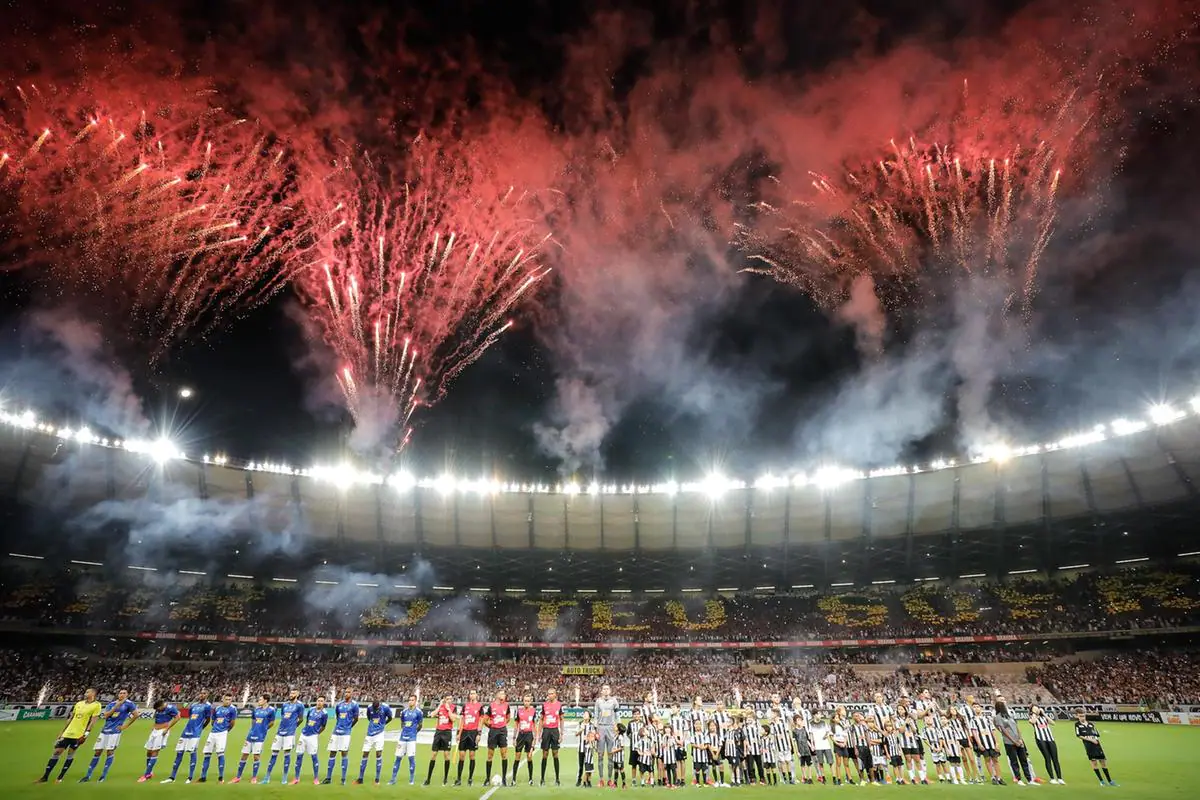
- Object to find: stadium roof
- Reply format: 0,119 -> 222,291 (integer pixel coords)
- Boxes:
1,400 -> 1199,589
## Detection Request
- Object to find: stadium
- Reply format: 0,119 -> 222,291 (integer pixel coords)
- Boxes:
3,0 -> 1200,798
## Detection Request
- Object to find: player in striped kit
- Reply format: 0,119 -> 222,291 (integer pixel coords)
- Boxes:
883,722 -> 905,784
741,711 -> 766,785
895,706 -> 927,785
922,718 -> 950,783
870,692 -> 893,728
958,695 -> 986,782
829,708 -> 855,786
626,709 -> 644,779
769,711 -> 794,785
865,720 -> 886,785
611,723 -> 630,788
1028,706 -> 1064,784
576,711 -> 596,787
689,720 -> 712,786
659,725 -> 680,787
849,711 -> 871,785
636,723 -> 657,786
938,712 -> 965,785
946,705 -> 980,784
969,704 -> 1004,785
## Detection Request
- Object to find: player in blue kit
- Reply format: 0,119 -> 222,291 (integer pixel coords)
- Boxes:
356,697 -> 394,785
294,697 -> 330,785
324,689 -> 360,785
163,691 -> 212,783
199,695 -> 237,783
138,700 -> 180,782
264,690 -> 306,784
81,689 -> 138,783
232,695 -> 276,784
391,694 -> 425,786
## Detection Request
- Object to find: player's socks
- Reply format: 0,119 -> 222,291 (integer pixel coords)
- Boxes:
527,760 -> 534,782
282,754 -> 291,777
252,760 -> 261,780
468,760 -> 476,783
485,761 -> 493,783
42,756 -> 60,781
1094,768 -> 1104,784
171,752 -> 184,779
188,752 -> 198,781
541,758 -> 548,783
266,753 -> 279,780
237,759 -> 247,779
217,754 -> 226,780
201,755 -> 211,780
457,761 -> 465,782
99,755 -> 114,780
443,760 -> 450,783
326,756 -> 336,782
145,755 -> 158,777
58,757 -> 75,780
375,757 -> 382,784
408,756 -> 417,783
358,756 -> 368,782
391,757 -> 404,783
428,760 -> 437,783
502,759 -> 508,783
85,755 -> 100,779
340,755 -> 349,783
512,762 -> 519,783
310,756 -> 319,780
554,755 -> 560,782
1103,768 -> 1113,783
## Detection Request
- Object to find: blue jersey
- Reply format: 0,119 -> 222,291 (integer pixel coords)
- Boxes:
153,704 -> 180,727
100,699 -> 139,734
365,704 -> 393,737
181,702 -> 212,738
211,705 -> 237,733
277,701 -> 306,736
246,706 -> 276,743
301,707 -> 329,737
333,701 -> 360,735
399,708 -> 423,742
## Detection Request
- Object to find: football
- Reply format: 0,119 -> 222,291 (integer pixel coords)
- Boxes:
491,774 -> 503,787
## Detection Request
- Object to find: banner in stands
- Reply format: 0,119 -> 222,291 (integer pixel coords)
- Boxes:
562,665 -> 604,675
131,632 -> 1049,648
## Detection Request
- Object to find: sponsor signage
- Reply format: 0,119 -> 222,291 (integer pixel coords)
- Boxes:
561,666 -> 604,676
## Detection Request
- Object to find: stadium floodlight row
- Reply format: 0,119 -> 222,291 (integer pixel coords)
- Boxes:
1,396 -> 1197,496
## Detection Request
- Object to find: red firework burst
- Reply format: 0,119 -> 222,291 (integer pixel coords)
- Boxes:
0,78 -> 301,354
291,139 -> 553,448
738,134 -> 1064,316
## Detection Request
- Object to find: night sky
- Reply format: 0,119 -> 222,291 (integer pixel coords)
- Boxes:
1,0 -> 1198,484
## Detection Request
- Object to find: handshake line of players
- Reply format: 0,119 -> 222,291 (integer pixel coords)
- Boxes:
35,685 -> 1119,789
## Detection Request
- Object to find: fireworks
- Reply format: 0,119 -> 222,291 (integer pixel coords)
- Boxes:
291,141 -> 552,447
739,136 -> 1064,316
0,79 -> 300,354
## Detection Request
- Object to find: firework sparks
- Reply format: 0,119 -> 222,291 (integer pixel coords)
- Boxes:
292,142 -> 552,449
0,80 -> 302,356
738,137 -> 1064,317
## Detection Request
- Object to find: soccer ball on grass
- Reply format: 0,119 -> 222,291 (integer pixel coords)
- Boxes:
491,774 -> 503,787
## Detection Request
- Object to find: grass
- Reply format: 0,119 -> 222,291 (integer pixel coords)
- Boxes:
0,721 -> 1194,799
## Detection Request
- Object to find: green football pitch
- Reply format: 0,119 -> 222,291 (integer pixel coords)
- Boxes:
1,721 -> 1194,799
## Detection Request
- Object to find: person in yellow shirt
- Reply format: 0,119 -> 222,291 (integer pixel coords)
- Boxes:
38,688 -> 102,783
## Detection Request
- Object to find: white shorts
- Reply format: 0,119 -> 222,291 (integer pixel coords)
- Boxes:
95,732 -> 123,752
242,741 -> 265,756
297,735 -> 320,756
145,729 -> 171,751
328,734 -> 352,752
271,733 -> 297,752
873,755 -> 888,767
394,740 -> 417,758
175,736 -> 201,753
776,751 -> 793,763
203,731 -> 228,755
362,733 -> 386,753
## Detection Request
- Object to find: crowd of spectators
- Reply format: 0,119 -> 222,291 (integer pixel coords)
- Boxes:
1030,651 -> 1200,706
1,565 -> 1197,643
